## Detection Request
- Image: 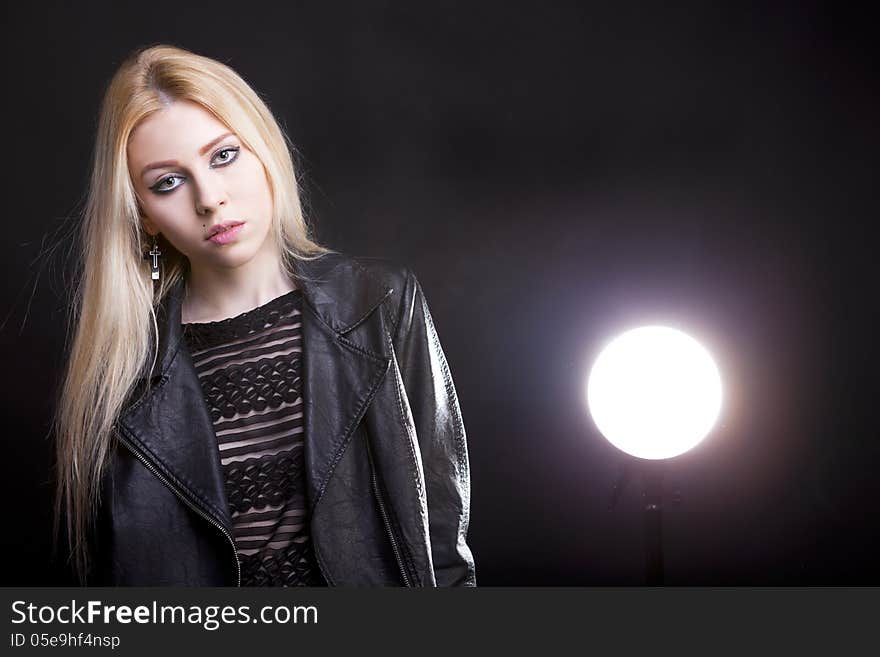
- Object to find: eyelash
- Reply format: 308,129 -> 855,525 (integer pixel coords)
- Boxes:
149,146 -> 241,194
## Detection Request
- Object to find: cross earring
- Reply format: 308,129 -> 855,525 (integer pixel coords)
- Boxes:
147,235 -> 162,280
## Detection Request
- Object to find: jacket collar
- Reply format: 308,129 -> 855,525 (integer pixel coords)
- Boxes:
150,252 -> 394,381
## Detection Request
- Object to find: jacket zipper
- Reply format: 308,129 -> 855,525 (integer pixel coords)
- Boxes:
365,438 -> 412,587
116,431 -> 242,587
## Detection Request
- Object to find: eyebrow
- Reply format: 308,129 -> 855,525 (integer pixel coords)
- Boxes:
140,132 -> 236,178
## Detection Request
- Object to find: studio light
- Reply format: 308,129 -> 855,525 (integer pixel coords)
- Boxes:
586,325 -> 723,584
587,325 -> 722,460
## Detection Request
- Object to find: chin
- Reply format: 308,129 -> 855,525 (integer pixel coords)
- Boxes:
189,241 -> 255,268
216,249 -> 261,268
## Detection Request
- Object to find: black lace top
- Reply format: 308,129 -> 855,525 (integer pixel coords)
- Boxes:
181,288 -> 326,587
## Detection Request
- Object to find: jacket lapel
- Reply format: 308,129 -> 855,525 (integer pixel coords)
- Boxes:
116,277 -> 233,531
294,255 -> 395,509
116,253 -> 395,533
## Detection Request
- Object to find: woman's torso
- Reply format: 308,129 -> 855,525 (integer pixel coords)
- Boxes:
181,288 -> 325,586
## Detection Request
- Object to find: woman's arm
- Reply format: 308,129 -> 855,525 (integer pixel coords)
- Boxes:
390,267 -> 476,586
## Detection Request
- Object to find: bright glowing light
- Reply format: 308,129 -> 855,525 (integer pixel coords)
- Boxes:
587,326 -> 722,460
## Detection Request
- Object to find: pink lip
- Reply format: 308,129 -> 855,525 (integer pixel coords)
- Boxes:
208,222 -> 245,245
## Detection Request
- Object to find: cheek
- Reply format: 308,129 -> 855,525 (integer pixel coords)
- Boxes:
237,158 -> 274,211
141,200 -> 202,250
257,179 -> 274,214
143,199 -> 187,231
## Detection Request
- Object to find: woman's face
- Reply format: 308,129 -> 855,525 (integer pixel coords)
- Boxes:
127,100 -> 275,270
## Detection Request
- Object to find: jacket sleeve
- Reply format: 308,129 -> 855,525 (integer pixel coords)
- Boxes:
391,267 -> 476,586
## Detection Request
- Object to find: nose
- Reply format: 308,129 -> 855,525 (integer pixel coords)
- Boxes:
193,174 -> 228,216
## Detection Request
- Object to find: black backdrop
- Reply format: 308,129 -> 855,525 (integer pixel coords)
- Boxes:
2,1 -> 877,585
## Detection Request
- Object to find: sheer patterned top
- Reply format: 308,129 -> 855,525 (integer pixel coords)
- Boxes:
181,288 -> 326,587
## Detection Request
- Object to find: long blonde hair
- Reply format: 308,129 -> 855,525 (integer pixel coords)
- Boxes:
52,44 -> 335,584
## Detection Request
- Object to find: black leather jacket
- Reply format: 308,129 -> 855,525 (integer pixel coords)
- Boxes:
87,252 -> 475,586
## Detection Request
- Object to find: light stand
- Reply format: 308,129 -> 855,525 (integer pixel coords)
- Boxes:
642,461 -> 665,585
609,459 -> 672,585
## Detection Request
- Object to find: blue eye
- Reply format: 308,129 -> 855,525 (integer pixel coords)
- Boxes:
149,146 -> 241,195
212,146 -> 240,166
150,175 -> 183,194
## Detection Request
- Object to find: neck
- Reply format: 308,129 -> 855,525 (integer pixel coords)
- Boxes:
181,243 -> 297,324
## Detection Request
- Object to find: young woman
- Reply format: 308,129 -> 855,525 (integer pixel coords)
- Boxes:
52,44 -> 476,587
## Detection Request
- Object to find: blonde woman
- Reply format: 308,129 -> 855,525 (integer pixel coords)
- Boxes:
52,44 -> 475,587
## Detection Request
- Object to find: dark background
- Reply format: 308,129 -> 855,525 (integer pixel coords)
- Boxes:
2,1 -> 877,585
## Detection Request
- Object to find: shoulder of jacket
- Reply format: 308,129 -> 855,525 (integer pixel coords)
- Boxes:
306,251 -> 410,285
347,254 -> 413,291
296,252 -> 421,335
337,253 -> 419,336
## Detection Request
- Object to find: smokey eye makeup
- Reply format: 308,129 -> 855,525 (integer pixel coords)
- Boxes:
148,145 -> 242,194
